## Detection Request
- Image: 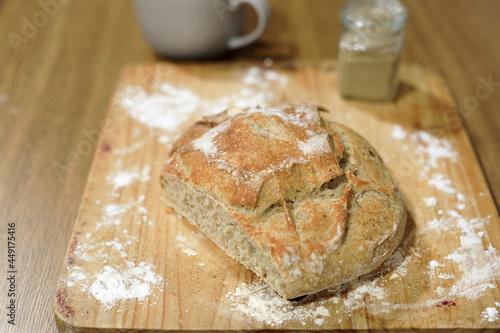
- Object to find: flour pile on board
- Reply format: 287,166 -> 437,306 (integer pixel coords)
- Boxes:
423,196 -> 438,207
226,281 -> 330,326
64,261 -> 162,311
118,66 -> 288,134
482,307 -> 500,323
89,262 -> 162,310
391,125 -> 407,140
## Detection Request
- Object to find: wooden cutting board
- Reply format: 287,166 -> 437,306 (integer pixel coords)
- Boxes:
54,61 -> 500,332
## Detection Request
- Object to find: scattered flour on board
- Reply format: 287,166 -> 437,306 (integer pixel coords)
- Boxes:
391,125 -> 458,177
225,281 -> 331,326
314,318 -> 324,325
182,248 -> 199,257
391,125 -> 407,140
176,233 -> 188,243
411,131 -> 457,167
428,260 -> 442,269
65,240 -> 163,311
66,270 -> 86,287
175,231 -> 204,259
96,195 -> 146,230
62,149 -> 161,312
404,130 -> 458,168
65,68 -> 500,323
113,139 -> 148,155
423,197 -> 438,207
107,165 -> 151,189
385,248 -> 411,280
72,231 -> 135,262
118,66 -> 288,135
119,83 -> 201,132
427,173 -> 456,194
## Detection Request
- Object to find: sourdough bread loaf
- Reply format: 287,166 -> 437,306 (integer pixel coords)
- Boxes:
161,104 -> 406,299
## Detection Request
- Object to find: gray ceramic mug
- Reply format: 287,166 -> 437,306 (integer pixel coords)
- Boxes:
133,0 -> 270,60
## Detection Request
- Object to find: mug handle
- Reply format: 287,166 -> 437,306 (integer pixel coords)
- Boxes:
227,0 -> 270,50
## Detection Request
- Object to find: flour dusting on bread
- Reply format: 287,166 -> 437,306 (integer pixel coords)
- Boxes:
298,133 -> 331,155
161,104 -> 406,299
191,120 -> 230,158
191,106 -> 334,185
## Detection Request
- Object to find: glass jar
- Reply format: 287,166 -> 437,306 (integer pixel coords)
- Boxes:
337,0 -> 408,102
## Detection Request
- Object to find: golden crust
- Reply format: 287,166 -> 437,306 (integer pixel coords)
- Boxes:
164,105 -> 343,210
162,104 -> 406,298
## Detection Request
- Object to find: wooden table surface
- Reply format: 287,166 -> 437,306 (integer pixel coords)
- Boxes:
0,0 -> 499,332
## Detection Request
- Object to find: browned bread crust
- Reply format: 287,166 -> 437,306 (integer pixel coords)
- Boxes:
161,104 -> 406,299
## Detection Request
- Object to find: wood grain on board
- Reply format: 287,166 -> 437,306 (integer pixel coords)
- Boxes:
54,61 -> 500,332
